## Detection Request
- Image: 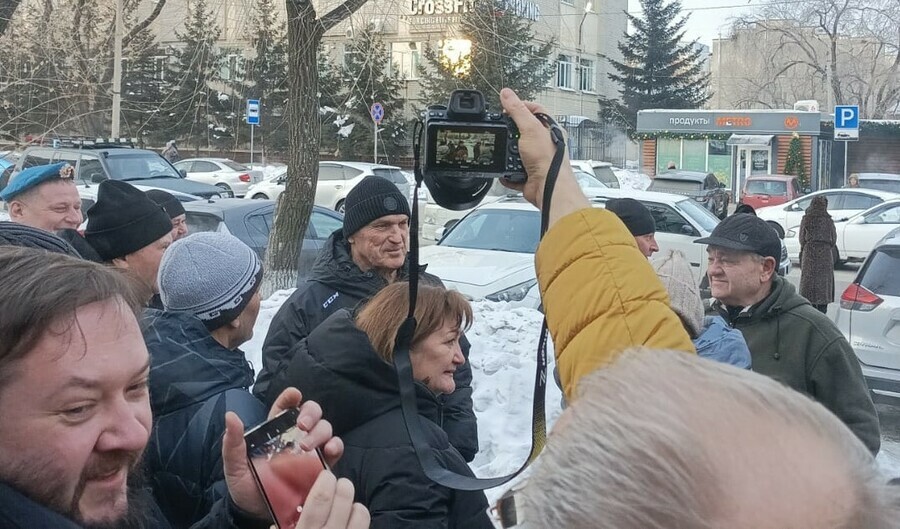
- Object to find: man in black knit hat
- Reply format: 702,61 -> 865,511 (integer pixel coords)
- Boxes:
146,189 -> 189,241
254,175 -> 480,462
606,198 -> 659,258
84,180 -> 174,299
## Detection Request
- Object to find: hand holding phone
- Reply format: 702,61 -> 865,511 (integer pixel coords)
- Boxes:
245,408 -> 330,528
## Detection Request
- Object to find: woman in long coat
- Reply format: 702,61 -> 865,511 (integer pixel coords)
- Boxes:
799,195 -> 837,313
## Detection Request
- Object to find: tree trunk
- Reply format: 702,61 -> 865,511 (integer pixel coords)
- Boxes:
261,0 -> 322,296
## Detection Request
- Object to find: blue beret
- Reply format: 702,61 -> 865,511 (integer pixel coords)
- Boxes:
1,162 -> 74,202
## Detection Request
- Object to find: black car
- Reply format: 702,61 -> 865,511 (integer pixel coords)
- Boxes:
182,199 -> 344,283
649,170 -> 730,219
10,145 -> 224,199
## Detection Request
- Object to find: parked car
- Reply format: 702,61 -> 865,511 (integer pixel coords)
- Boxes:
421,189 -> 725,309
832,227 -> 900,401
756,188 -> 899,239
784,199 -> 900,264
570,160 -> 620,188
740,174 -> 805,210
648,170 -> 730,219
857,173 -> 900,194
181,198 -> 344,283
244,162 -> 409,213
10,145 -> 224,199
173,158 -> 263,197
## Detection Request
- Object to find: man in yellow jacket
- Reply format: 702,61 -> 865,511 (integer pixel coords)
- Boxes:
497,88 -> 694,402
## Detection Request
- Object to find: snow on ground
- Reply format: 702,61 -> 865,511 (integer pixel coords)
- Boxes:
613,167 -> 651,191
244,289 -> 900,510
0,210 -> 8,222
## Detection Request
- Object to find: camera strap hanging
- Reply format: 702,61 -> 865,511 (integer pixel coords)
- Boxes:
393,115 -> 566,491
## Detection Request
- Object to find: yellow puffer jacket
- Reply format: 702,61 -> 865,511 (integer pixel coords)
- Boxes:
536,208 -> 695,401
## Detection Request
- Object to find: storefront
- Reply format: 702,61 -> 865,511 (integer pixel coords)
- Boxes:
635,110 -> 823,197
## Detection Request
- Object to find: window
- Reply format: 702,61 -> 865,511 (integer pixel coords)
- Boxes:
77,155 -> 104,183
310,211 -> 344,240
193,161 -> 219,173
579,59 -> 595,92
174,161 -> 193,172
864,204 -> 900,224
860,248 -> 900,297
439,209 -> 542,253
391,42 -> 422,80
186,213 -> 226,235
319,164 -> 345,181
22,149 -> 53,168
643,203 -> 698,237
746,180 -> 788,196
220,54 -> 242,81
245,212 -> 272,249
224,161 -> 250,171
842,194 -> 882,211
557,55 -> 574,89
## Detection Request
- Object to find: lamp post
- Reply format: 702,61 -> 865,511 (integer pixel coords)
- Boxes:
577,2 -> 592,118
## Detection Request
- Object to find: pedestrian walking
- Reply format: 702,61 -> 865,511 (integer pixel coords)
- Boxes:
799,195 -> 837,313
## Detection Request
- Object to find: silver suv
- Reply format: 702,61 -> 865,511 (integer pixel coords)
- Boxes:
832,227 -> 900,401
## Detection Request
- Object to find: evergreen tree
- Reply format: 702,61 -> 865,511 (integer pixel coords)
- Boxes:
418,0 -> 554,112
163,0 -> 225,152
783,132 -> 808,187
318,46 -> 349,157
601,0 -> 710,130
335,27 -> 407,162
236,0 -> 289,157
121,29 -> 171,146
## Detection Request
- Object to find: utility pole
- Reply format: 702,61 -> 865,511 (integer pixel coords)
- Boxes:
111,0 -> 123,137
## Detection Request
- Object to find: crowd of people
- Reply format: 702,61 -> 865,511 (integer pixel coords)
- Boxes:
0,87 -> 897,529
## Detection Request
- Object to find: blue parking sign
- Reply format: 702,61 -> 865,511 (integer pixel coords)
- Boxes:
834,105 -> 859,141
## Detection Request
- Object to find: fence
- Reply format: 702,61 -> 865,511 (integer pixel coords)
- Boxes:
561,118 -> 629,167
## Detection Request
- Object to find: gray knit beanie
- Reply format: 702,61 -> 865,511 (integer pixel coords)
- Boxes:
651,249 -> 704,338
158,232 -> 263,330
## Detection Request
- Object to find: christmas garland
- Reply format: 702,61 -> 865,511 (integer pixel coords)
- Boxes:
629,131 -> 733,141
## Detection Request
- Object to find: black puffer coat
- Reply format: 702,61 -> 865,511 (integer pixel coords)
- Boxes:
254,229 -> 479,461
268,309 -> 492,529
142,310 -> 268,529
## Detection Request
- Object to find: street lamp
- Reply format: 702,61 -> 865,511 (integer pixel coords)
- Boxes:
577,1 -> 593,117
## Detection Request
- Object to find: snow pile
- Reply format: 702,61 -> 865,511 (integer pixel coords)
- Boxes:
613,167 -> 652,191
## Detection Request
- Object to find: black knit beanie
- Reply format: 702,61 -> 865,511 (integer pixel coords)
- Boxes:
84,180 -> 174,261
145,189 -> 186,219
342,175 -> 411,237
606,198 -> 656,236
57,229 -> 105,262
0,221 -> 80,256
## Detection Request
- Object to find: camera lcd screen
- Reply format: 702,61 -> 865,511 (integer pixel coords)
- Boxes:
426,124 -> 507,174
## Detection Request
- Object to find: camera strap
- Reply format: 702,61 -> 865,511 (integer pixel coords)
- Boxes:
392,115 -> 565,491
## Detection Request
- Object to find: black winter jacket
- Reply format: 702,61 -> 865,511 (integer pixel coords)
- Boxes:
270,309 -> 492,529
254,229 -> 479,461
142,310 -> 268,528
0,480 -> 270,529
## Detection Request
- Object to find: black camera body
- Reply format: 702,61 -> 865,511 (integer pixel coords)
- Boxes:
423,90 -> 526,185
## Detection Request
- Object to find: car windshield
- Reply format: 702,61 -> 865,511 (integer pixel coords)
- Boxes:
746,180 -> 788,195
439,208 -> 541,253
649,179 -> 702,195
859,179 -> 900,193
593,166 -> 620,188
676,198 -> 720,233
105,153 -> 182,180
575,170 -> 607,190
223,161 -> 250,171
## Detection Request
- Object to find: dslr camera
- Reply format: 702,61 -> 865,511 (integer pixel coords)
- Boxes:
422,90 -> 525,210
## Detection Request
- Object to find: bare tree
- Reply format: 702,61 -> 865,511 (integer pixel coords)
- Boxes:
0,0 -> 22,36
723,0 -> 900,117
262,0 -> 371,293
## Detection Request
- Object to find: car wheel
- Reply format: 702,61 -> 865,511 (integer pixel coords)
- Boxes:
833,246 -> 844,268
766,221 -> 785,239
252,193 -> 268,200
335,200 -> 345,214
216,183 -> 234,197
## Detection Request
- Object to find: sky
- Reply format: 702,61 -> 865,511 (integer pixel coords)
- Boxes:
627,0 -> 758,47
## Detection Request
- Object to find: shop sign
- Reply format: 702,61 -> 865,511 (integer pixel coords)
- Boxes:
637,110 -> 821,135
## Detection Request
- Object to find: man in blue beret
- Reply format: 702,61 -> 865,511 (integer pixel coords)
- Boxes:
1,162 -> 83,233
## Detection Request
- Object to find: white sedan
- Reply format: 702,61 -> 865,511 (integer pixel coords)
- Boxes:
421,189 -> 721,309
785,199 -> 900,264
756,188 -> 899,238
174,158 -> 264,198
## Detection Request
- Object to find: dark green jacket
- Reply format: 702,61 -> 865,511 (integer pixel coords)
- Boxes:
716,276 -> 880,455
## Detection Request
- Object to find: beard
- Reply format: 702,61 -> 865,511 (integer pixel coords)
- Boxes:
0,449 -> 153,529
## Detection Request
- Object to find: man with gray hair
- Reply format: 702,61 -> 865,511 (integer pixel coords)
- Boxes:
515,349 -> 899,529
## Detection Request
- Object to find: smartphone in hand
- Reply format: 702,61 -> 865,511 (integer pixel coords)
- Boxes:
244,408 -> 330,529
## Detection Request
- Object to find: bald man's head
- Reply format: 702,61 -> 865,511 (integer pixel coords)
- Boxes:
519,349 -> 897,529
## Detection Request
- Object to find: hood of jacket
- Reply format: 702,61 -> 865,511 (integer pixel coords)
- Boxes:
309,229 -> 422,300
693,315 -> 752,369
292,308 -> 442,437
142,309 -> 255,415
